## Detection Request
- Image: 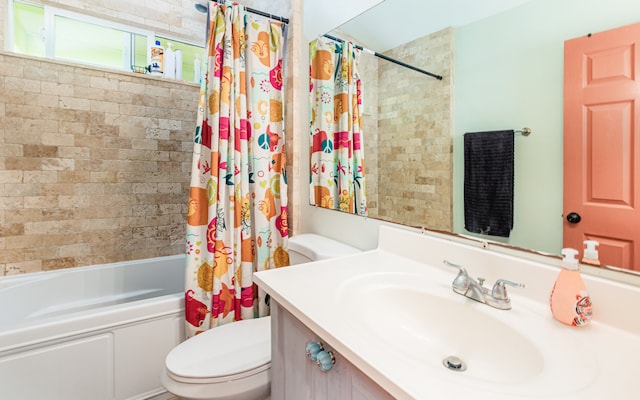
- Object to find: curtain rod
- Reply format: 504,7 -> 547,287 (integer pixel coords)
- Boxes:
211,0 -> 289,24
322,34 -> 443,80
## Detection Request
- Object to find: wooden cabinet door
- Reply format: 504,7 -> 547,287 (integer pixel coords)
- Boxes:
271,302 -> 393,399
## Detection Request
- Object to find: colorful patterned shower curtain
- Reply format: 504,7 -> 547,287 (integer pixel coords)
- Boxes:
309,37 -> 367,215
185,2 -> 289,338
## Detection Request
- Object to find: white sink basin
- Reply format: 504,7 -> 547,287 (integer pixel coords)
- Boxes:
337,271 -> 597,396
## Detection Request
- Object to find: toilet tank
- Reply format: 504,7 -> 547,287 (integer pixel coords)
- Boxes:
288,234 -> 360,265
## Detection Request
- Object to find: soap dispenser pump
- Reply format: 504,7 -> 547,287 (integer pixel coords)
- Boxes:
550,248 -> 592,327
582,240 -> 600,266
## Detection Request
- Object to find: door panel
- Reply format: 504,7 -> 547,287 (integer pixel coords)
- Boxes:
585,234 -> 633,268
588,102 -> 632,203
564,23 -> 640,271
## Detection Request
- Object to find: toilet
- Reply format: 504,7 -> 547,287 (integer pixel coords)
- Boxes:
161,233 -> 361,400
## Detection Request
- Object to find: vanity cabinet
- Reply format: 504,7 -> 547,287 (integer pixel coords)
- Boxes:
271,302 -> 394,399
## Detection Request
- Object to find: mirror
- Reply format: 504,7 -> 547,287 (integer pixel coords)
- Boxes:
311,0 -> 640,275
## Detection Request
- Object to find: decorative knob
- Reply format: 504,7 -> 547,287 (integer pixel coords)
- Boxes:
305,341 -> 323,361
316,350 -> 336,372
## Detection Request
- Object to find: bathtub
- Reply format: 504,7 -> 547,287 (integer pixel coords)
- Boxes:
0,255 -> 186,400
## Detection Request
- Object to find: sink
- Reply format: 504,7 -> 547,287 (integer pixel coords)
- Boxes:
345,285 -> 544,383
337,271 -> 598,395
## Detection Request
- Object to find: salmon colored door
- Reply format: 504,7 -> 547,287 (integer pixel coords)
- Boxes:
564,23 -> 640,271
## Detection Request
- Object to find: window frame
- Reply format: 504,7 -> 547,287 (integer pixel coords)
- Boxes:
43,5 -> 155,70
7,0 -> 204,76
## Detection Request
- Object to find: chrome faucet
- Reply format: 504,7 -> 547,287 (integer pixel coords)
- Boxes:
443,260 -> 524,310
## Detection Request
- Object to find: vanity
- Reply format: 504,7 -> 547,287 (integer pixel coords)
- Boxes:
270,303 -> 393,399
254,226 -> 640,399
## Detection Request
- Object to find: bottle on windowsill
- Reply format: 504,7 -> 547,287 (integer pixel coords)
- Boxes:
149,40 -> 164,76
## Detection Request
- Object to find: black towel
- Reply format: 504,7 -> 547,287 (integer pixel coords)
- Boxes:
464,130 -> 514,237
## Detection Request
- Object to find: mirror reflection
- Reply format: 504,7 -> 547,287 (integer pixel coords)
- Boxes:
310,0 -> 640,273
309,30 -> 452,230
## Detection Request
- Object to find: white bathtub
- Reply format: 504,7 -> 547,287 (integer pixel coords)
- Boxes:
0,255 -> 186,400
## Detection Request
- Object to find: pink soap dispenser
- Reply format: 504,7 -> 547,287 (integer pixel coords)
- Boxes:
550,248 -> 592,327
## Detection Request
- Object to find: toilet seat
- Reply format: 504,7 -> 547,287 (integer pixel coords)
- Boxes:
167,362 -> 270,384
288,233 -> 360,261
166,316 -> 271,384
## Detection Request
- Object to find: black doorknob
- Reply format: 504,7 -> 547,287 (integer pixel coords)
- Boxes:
566,212 -> 581,224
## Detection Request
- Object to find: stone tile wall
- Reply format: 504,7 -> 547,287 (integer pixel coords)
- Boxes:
283,0 -> 303,236
374,28 -> 453,230
0,53 -> 198,274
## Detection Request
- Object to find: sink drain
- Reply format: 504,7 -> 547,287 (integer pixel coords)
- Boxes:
442,356 -> 467,372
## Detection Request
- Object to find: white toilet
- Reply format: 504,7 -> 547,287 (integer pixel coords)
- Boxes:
161,233 -> 361,400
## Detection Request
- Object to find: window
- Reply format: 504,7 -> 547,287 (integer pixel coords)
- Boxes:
9,0 -> 204,82
12,1 -> 45,57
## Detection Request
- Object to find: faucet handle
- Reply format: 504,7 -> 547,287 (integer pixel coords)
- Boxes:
443,260 -> 470,294
491,279 -> 525,300
443,260 -> 468,275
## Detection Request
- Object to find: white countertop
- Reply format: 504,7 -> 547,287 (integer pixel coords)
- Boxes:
254,226 -> 640,399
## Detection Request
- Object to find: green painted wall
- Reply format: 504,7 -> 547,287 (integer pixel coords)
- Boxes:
453,0 -> 640,255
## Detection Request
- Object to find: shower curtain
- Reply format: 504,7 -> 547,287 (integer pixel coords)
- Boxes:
309,37 -> 367,215
185,2 -> 289,337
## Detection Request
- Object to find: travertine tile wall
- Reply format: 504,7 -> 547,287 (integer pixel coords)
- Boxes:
374,28 -> 453,230
0,53 -> 198,274
282,0 -> 302,236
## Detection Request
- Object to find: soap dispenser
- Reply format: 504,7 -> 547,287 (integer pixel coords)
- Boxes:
582,240 -> 600,266
550,248 -> 592,327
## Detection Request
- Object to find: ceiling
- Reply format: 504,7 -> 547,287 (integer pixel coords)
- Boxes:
335,0 -> 533,51
304,0 -> 385,41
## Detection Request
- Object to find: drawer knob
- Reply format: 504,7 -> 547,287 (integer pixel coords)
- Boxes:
316,350 -> 336,372
305,341 -> 323,361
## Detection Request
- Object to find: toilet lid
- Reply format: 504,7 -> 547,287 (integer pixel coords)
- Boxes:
166,316 -> 271,381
